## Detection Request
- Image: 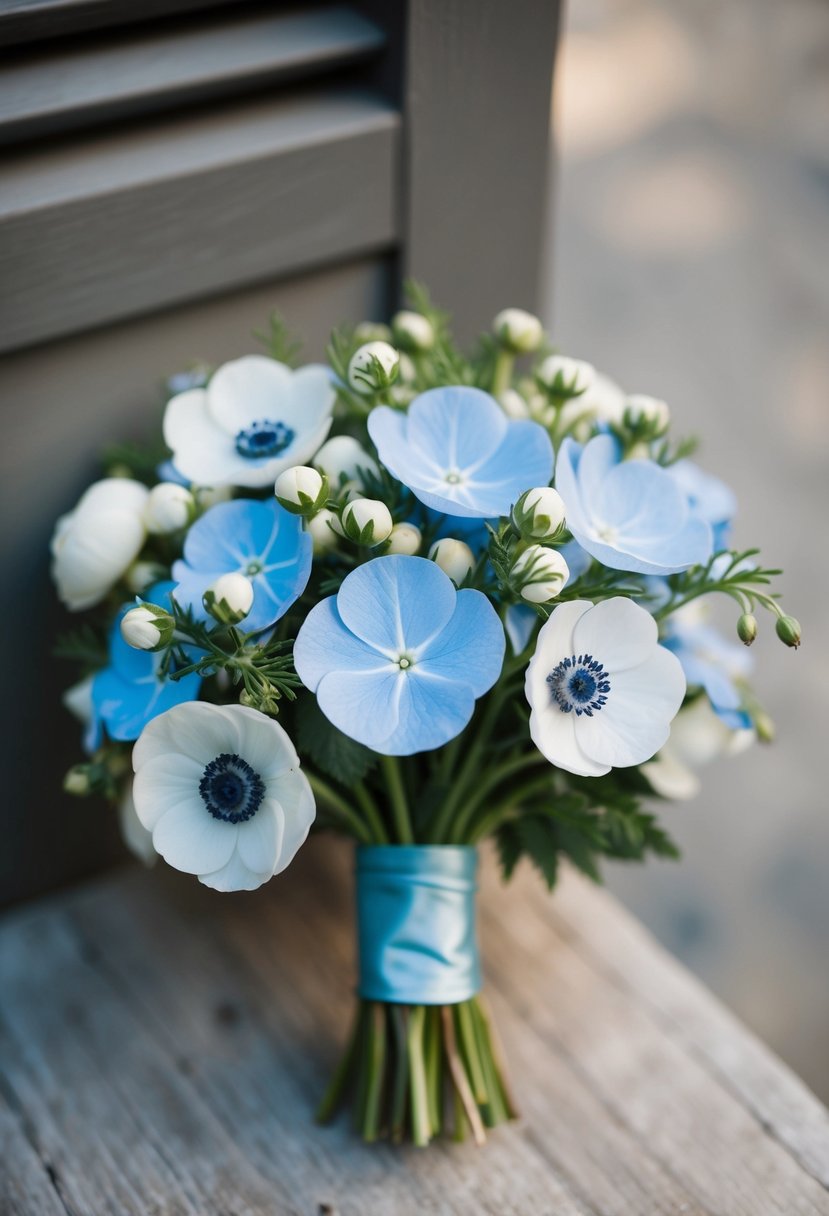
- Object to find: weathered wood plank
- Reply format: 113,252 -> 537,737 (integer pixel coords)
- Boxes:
0,90 -> 399,353
0,7 -> 386,145
2,838 -> 828,1216
0,1089 -> 68,1216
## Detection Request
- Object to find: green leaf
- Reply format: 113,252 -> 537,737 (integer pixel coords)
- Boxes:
495,823 -> 523,881
515,816 -> 559,888
294,695 -> 377,785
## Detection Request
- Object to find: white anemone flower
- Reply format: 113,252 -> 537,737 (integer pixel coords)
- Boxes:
163,355 -> 335,489
526,597 -> 685,777
644,696 -> 755,800
132,702 -> 315,891
119,780 -> 156,867
51,478 -> 149,610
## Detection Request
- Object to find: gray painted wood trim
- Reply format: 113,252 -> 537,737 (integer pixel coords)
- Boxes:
0,0 -> 241,48
403,0 -> 562,343
0,91 -> 400,353
0,7 -> 386,145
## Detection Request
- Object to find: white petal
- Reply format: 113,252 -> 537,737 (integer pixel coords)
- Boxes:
132,754 -> 204,830
529,700 -> 609,777
118,782 -> 157,865
198,849 -> 272,892
152,800 -> 237,875
163,390 -> 240,486
231,705 -> 299,780
266,771 -> 316,872
74,478 -> 149,520
572,597 -> 658,673
53,510 -> 146,609
576,646 -> 686,768
644,749 -> 701,800
133,702 -> 242,770
207,356 -> 293,433
525,600 -> 592,712
278,364 -> 336,432
235,800 -> 283,874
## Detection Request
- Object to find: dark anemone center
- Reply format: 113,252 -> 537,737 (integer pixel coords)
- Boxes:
547,654 -> 611,717
199,752 -> 265,824
235,420 -> 295,460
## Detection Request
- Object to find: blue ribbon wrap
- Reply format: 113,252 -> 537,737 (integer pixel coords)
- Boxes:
355,845 -> 481,1005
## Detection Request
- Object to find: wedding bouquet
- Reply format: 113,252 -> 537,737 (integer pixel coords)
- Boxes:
53,289 -> 800,1146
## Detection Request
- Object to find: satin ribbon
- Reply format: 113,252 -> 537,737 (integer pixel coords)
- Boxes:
355,845 -> 481,1005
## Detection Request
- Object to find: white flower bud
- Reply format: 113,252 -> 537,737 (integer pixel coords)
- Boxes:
623,394 -> 670,433
397,352 -> 417,382
313,435 -> 379,487
307,507 -> 339,551
194,483 -> 234,510
512,487 -> 566,541
354,321 -> 392,344
124,560 -> 167,595
341,498 -> 394,546
64,766 -> 92,796
493,308 -> 544,354
391,310 -> 435,352
274,465 -> 327,515
348,341 -> 400,394
428,538 -> 475,584
143,482 -> 194,534
537,355 -> 595,395
386,522 -> 422,555
204,572 -> 254,625
511,545 -> 570,604
120,604 -> 173,651
498,389 -> 531,419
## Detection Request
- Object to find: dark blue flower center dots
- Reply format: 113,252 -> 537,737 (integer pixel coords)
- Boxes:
548,654 -> 611,717
235,420 -> 295,460
199,753 -> 265,823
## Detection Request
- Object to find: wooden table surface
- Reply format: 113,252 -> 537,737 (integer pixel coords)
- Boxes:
2,837 -> 828,1216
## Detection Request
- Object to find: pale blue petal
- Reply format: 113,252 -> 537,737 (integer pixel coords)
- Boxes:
367,407 -> 442,487
408,387 -> 506,470
336,556 -> 456,653
316,668 -> 404,749
416,589 -> 504,696
670,460 -> 736,526
387,672 -> 476,755
505,604 -> 538,655
293,598 -> 390,691
620,515 -> 713,570
93,666 -> 201,742
465,420 -> 554,515
568,434 -> 620,512
597,460 -> 686,537
553,439 -> 592,533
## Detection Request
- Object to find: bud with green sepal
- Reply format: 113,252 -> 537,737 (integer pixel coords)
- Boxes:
386,522 -> 422,555
341,498 -> 393,547
348,341 -> 400,395
120,602 -> 176,651
737,613 -> 758,646
274,465 -> 328,517
536,354 -> 594,401
493,308 -> 544,355
391,310 -> 435,353
512,487 -> 567,543
428,538 -> 475,585
775,614 -> 801,649
203,572 -> 254,626
143,482 -> 195,534
510,544 -> 570,604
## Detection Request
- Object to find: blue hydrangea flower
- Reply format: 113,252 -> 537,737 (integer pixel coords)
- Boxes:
293,555 -> 505,754
669,459 -> 736,553
368,387 -> 553,519
92,582 -> 202,742
173,498 -> 312,634
662,613 -> 753,730
555,434 -> 712,575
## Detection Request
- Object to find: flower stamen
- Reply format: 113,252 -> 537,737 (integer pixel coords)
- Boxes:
547,653 -> 611,716
235,420 -> 295,460
199,752 -> 265,823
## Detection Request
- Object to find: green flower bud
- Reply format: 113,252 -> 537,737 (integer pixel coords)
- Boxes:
274,465 -> 328,516
737,613 -> 758,646
203,573 -> 254,625
493,308 -> 544,354
341,498 -> 393,546
512,487 -> 566,542
391,310 -> 435,352
347,341 -> 400,394
775,614 -> 801,649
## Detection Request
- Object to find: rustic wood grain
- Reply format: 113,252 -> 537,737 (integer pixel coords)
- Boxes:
1,837 -> 827,1215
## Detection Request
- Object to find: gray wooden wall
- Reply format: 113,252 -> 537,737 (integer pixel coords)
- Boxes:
0,0 -> 561,904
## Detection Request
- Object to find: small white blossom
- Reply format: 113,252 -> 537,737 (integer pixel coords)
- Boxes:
386,522 -> 422,555
51,478 -> 149,611
391,310 -> 435,352
512,487 -> 567,541
204,572 -> 255,624
313,435 -> 379,489
143,482 -> 194,534
624,394 -> 670,432
512,545 -> 570,603
120,605 -> 168,651
347,341 -> 400,394
274,465 -> 326,514
341,498 -> 393,546
307,507 -> 339,551
526,598 -> 685,777
428,538 -> 475,584
132,702 -> 315,891
493,308 -> 544,353
537,355 -> 595,395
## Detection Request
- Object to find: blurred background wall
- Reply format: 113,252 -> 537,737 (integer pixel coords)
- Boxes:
548,0 -> 829,1099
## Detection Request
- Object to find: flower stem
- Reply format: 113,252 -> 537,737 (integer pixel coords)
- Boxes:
354,780 -> 389,844
362,1003 -> 388,1142
306,773 -> 372,843
491,349 -> 515,398
407,1005 -> 432,1146
381,755 -> 414,843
